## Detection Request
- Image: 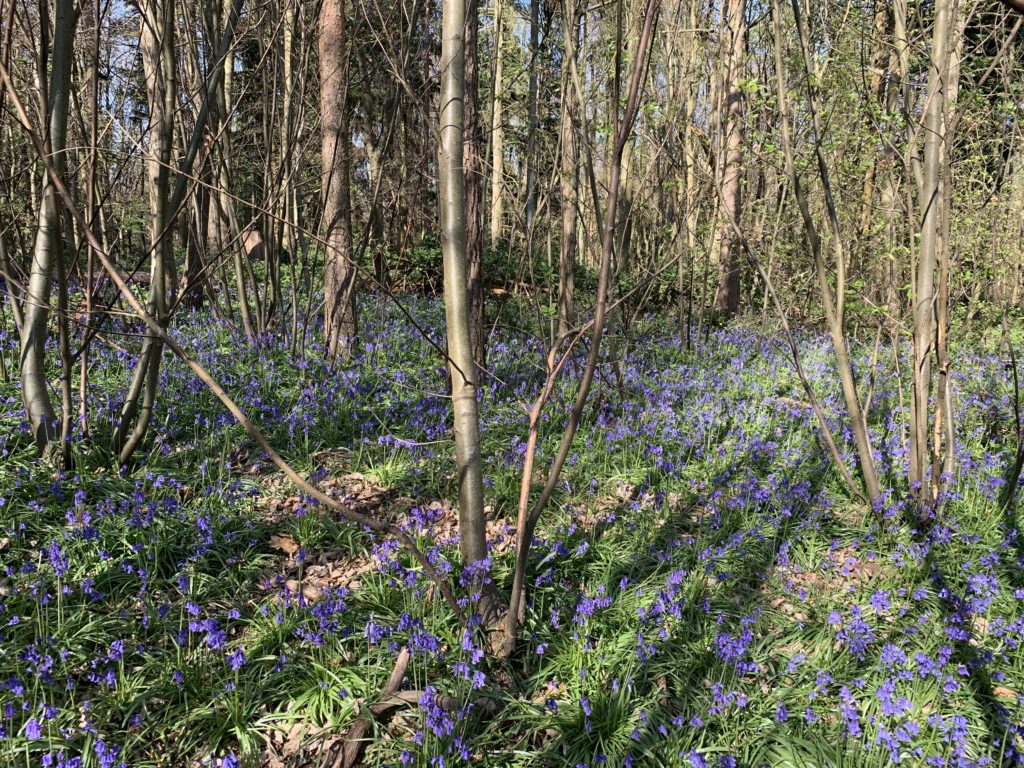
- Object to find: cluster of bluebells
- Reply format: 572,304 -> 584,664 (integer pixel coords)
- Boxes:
2,299 -> 1024,768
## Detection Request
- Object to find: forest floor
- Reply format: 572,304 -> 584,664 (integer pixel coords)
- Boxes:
2,297 -> 1024,768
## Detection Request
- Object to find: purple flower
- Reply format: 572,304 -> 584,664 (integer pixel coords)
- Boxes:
870,590 -> 891,612
47,541 -> 68,578
228,647 -> 246,671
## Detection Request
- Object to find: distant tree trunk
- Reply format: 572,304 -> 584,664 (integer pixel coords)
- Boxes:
713,0 -> 745,316
557,0 -> 580,337
681,0 -> 700,341
439,0 -> 498,622
365,138 -> 388,285
20,0 -> 76,455
524,0 -> 540,236
320,0 -> 358,360
223,27 -> 263,338
203,0 -> 255,339
465,0 -> 486,371
488,0 -> 505,247
857,0 -> 890,242
182,175 -> 209,310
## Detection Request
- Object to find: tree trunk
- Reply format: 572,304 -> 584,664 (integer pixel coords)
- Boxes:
113,0 -> 176,464
713,0 -> 745,316
930,1 -> 965,503
909,0 -> 951,509
465,0 -> 486,371
320,0 -> 358,360
439,0 -> 498,622
557,0 -> 580,337
525,0 -> 540,236
20,0 -> 76,454
488,0 -> 505,247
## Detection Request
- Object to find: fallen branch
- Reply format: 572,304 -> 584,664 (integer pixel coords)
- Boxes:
328,647 -> 410,768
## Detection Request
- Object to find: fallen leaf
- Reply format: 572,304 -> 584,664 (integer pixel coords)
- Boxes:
269,534 -> 299,555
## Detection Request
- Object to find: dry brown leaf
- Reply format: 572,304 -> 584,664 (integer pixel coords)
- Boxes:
269,534 -> 299,555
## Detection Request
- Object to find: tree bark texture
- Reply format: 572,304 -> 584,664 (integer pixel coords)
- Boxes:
713,0 -> 745,316
320,0 -> 358,360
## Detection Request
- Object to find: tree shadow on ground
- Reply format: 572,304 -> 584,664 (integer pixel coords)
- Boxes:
923,544 -> 1022,767
509,458 -> 833,766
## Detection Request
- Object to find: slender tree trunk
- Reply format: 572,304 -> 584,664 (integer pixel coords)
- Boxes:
320,0 -> 358,360
930,2 -> 965,502
465,0 -> 486,371
771,0 -> 882,505
439,0 -> 498,622
55,211 -> 74,467
113,0 -> 176,464
857,0 -> 891,242
78,0 -> 105,439
558,0 -> 580,337
909,0 -> 951,509
713,0 -> 745,316
503,0 -> 660,652
20,0 -> 76,454
525,0 -> 540,235
221,28 -> 259,340
365,139 -> 388,285
679,0 -> 700,342
488,0 -> 505,247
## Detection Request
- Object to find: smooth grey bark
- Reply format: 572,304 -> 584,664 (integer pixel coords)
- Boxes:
113,0 -> 176,464
20,0 -> 76,454
910,0 -> 953,509
439,0 -> 497,621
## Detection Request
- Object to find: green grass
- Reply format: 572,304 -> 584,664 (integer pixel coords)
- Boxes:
2,303 -> 1024,767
